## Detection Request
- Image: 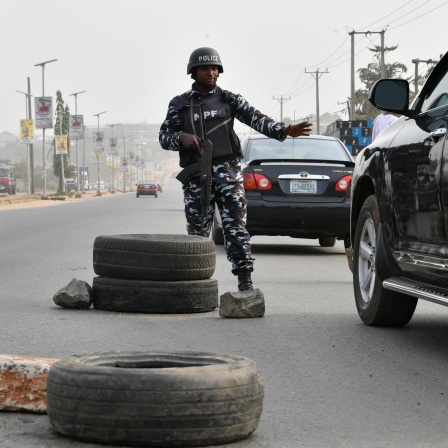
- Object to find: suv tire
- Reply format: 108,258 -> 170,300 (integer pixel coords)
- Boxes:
353,195 -> 417,326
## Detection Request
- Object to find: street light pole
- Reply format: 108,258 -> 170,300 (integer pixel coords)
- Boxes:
15,89 -> 33,194
107,123 -> 120,194
121,136 -> 127,192
35,58 -> 57,197
69,90 -> 86,198
93,111 -> 107,196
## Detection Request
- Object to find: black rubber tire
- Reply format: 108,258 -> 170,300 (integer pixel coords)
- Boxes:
93,234 -> 216,281
92,276 -> 218,313
211,214 -> 224,245
47,351 -> 264,447
353,195 -> 417,326
318,236 -> 336,247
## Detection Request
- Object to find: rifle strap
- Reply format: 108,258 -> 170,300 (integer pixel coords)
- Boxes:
189,98 -> 197,136
189,97 -> 233,137
206,118 -> 233,136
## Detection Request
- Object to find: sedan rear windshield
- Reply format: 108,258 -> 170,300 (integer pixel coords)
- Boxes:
138,180 -> 156,185
245,138 -> 351,162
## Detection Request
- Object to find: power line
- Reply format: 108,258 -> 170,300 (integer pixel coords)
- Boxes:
389,1 -> 448,30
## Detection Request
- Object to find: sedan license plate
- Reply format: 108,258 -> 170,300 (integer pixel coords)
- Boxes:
290,179 -> 317,194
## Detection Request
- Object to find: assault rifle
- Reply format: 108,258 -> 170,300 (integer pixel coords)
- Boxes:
176,103 -> 213,236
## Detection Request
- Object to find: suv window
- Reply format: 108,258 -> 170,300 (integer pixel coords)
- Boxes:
420,63 -> 448,113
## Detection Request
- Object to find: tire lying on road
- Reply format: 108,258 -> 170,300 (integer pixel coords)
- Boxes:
47,351 -> 264,447
93,276 -> 218,313
93,234 -> 216,281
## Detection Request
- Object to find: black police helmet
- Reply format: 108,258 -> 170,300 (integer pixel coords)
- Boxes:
187,47 -> 224,75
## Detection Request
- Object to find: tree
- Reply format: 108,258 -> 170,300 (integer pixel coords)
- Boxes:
355,45 -> 408,120
52,90 -> 71,194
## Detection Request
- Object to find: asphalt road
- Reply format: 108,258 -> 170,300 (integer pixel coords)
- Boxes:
1,179 -> 448,448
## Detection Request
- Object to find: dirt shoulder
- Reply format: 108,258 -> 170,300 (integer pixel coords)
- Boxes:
0,191 -> 125,210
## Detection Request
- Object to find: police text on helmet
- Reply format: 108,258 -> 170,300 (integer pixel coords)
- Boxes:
198,55 -> 219,63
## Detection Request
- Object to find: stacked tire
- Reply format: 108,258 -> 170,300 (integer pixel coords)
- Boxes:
92,234 -> 218,313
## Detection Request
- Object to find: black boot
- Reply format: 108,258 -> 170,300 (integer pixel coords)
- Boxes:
238,270 -> 253,292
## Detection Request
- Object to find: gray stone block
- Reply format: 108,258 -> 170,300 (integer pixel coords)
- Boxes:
219,288 -> 265,318
53,278 -> 93,309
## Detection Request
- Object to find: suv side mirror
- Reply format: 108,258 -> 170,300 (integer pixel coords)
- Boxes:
369,79 -> 411,116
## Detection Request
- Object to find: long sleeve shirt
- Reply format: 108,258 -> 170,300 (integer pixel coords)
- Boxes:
159,84 -> 286,152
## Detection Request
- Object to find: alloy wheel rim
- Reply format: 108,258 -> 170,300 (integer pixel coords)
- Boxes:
358,217 -> 376,304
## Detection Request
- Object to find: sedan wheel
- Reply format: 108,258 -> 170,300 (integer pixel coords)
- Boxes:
211,214 -> 224,245
353,195 -> 417,326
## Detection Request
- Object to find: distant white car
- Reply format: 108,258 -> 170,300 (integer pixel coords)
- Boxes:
64,178 -> 77,192
90,181 -> 105,190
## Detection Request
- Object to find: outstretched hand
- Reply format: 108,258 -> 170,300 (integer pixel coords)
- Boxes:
282,121 -> 313,138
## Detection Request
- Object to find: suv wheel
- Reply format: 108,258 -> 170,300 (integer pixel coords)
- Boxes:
353,195 -> 417,326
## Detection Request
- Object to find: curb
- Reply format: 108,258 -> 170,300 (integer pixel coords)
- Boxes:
0,355 -> 58,413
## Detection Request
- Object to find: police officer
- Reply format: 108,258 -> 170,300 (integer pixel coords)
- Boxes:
159,47 -> 312,291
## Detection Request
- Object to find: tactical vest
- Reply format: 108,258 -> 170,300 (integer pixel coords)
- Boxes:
172,88 -> 242,167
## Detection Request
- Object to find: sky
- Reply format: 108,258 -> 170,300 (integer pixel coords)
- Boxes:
1,0 -> 447,137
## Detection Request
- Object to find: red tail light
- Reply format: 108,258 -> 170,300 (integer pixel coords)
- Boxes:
243,173 -> 273,190
335,175 -> 352,191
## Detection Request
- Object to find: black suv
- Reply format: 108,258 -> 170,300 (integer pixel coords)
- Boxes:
350,51 -> 448,327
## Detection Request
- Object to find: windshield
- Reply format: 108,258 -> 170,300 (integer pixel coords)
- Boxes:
0,168 -> 10,177
139,180 -> 155,184
245,138 -> 351,162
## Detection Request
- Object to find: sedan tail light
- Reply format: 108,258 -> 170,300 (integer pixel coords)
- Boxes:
243,173 -> 273,190
335,175 -> 352,191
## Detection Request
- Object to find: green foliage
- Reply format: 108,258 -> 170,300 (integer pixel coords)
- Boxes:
355,45 -> 409,120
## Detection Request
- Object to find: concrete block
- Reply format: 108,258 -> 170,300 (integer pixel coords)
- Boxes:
219,288 -> 265,318
0,355 -> 57,413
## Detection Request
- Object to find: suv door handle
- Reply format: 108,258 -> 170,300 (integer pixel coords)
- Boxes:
429,127 -> 447,139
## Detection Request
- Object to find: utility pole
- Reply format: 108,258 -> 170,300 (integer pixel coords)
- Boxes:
34,58 -> 57,197
122,136 -> 126,192
69,90 -> 87,197
93,111 -> 107,196
15,87 -> 33,194
411,58 -> 434,95
305,68 -> 329,135
107,123 -> 120,194
57,108 -> 66,193
272,95 -> 291,122
27,78 -> 34,194
338,100 -> 350,118
348,30 -> 386,120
